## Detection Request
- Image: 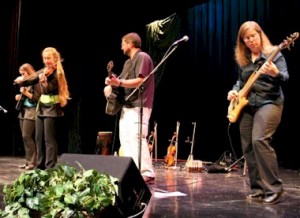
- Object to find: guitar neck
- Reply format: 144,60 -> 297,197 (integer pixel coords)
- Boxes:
239,46 -> 280,98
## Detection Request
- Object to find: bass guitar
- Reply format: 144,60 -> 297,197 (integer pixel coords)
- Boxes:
227,32 -> 299,123
105,61 -> 124,115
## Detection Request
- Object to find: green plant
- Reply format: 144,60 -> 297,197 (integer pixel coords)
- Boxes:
0,164 -> 118,218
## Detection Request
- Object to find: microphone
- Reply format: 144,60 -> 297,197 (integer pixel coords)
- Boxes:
172,35 -> 189,46
0,105 -> 8,113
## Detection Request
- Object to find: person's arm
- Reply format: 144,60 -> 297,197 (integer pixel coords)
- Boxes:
14,73 -> 39,86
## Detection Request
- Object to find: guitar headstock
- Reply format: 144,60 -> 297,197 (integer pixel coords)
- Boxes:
279,32 -> 299,50
107,60 -> 114,77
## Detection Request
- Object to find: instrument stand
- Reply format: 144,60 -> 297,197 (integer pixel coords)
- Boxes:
152,122 -> 158,164
185,122 -> 198,171
225,155 -> 245,173
126,44 -> 180,172
0,105 -> 8,113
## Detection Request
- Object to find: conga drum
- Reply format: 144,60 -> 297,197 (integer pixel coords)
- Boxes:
96,131 -> 112,155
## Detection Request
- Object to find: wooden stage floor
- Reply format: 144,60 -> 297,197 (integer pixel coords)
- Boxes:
1,156 -> 300,217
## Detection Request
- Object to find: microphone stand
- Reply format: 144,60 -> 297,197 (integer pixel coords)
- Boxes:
125,44 -> 180,171
0,105 -> 8,113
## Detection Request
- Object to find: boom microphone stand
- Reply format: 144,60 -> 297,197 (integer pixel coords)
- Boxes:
0,105 -> 8,113
126,39 -> 185,171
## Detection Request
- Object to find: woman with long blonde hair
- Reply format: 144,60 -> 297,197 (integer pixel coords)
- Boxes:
15,47 -> 70,169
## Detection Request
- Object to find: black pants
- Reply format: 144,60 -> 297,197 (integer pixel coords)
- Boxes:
35,116 -> 58,169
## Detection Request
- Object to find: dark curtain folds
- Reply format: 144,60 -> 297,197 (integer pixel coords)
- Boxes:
146,13 -> 181,89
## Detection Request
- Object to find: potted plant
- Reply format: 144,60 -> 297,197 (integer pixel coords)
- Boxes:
0,164 -> 119,218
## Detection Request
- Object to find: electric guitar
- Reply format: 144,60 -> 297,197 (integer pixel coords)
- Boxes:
105,61 -> 124,115
227,32 -> 299,123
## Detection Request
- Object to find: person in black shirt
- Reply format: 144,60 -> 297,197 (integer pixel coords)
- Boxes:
227,21 -> 289,204
15,63 -> 39,170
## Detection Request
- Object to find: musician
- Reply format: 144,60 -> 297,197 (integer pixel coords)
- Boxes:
104,32 -> 155,183
15,63 -> 39,170
14,47 -> 70,169
227,21 -> 289,204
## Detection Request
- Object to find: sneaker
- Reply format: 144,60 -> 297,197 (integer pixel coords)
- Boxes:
263,192 -> 284,204
18,164 -> 27,169
25,165 -> 35,170
246,192 -> 264,202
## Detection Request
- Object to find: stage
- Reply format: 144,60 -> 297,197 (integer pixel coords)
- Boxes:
1,156 -> 300,217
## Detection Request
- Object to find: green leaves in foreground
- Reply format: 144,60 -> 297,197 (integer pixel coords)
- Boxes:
0,164 -> 119,218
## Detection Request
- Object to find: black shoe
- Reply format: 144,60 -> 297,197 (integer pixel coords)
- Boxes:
263,192 -> 284,204
246,192 -> 264,201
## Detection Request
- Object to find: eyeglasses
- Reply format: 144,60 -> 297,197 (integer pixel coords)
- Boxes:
243,33 -> 258,42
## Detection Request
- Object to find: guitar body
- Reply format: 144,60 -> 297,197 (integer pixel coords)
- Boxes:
105,86 -> 124,115
227,97 -> 249,123
104,61 -> 124,116
15,93 -> 25,111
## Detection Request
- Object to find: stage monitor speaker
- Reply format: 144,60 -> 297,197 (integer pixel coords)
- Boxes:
59,153 -> 151,217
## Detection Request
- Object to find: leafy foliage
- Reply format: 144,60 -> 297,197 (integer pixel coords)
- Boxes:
0,164 -> 118,217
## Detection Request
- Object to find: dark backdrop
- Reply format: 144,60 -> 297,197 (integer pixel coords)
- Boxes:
1,0 -> 299,169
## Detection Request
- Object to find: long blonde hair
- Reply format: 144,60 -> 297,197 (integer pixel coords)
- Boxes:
235,21 -> 274,67
42,47 -> 70,107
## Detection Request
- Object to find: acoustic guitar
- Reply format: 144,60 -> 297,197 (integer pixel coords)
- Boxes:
15,87 -> 30,111
227,32 -> 299,123
15,93 -> 25,111
105,61 -> 124,115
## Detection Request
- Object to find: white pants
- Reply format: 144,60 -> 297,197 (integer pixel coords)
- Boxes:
119,107 -> 155,178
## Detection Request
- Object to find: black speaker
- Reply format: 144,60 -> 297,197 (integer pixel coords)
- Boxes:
59,153 -> 151,217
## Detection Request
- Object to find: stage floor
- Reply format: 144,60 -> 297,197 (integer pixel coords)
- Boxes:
1,156 -> 300,217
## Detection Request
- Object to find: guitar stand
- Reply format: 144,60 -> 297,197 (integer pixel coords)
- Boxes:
184,122 -> 197,171
225,155 -> 246,175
